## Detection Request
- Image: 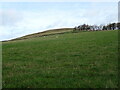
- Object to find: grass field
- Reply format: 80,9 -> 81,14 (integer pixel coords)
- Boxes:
7,28 -> 73,41
2,30 -> 118,88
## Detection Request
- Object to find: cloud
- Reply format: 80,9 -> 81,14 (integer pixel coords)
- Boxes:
0,2 -> 118,41
0,9 -> 23,26
0,0 -> 119,2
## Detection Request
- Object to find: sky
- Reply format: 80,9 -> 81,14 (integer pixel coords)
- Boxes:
0,1 -> 118,41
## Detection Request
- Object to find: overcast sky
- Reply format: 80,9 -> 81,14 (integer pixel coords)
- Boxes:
0,1 -> 118,41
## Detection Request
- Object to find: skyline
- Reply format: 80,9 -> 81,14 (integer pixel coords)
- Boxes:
0,2 -> 118,41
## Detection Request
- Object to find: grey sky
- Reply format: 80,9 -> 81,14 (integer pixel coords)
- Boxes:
0,1 -> 118,41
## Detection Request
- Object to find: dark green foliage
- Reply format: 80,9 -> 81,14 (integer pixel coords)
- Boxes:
74,22 -> 119,32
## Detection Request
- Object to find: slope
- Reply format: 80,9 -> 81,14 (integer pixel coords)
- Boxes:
2,30 -> 118,88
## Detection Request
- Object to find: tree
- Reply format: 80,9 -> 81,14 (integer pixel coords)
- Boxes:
117,22 -> 120,30
102,26 -> 107,30
111,23 -> 116,30
107,24 -> 112,30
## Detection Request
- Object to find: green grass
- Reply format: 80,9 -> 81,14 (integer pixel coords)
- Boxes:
2,30 -> 118,88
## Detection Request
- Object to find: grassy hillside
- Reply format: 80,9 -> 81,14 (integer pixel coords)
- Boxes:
7,28 -> 73,41
2,30 -> 118,88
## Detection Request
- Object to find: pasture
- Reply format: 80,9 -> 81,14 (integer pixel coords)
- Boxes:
2,30 -> 118,88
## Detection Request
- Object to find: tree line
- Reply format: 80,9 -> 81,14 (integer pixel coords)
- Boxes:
73,22 -> 120,32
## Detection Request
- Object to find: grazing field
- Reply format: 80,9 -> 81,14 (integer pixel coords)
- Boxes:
2,30 -> 118,88
8,28 -> 73,41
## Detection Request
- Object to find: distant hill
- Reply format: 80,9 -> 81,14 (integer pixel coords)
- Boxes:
4,28 -> 73,42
